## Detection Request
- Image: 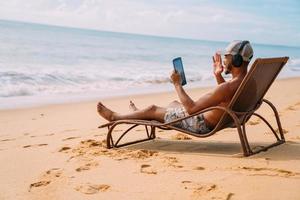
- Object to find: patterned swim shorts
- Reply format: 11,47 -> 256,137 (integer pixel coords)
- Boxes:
164,106 -> 212,134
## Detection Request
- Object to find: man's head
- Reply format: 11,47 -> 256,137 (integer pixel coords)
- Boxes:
221,40 -> 254,74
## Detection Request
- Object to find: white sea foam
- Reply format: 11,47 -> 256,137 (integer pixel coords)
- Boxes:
288,58 -> 300,71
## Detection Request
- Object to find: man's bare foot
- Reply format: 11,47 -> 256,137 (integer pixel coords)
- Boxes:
129,100 -> 139,111
97,102 -> 117,121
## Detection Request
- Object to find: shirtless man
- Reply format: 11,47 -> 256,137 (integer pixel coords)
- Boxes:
97,40 -> 254,134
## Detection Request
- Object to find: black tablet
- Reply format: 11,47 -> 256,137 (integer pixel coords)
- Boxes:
172,57 -> 187,86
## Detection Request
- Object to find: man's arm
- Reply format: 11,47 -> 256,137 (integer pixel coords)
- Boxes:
173,83 -> 195,114
171,71 -> 227,115
213,53 -> 225,84
214,73 -> 225,85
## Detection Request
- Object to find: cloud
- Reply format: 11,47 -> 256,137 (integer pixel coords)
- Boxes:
0,0 -> 299,46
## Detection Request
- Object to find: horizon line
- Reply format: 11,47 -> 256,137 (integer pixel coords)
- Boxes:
1,18 -> 299,49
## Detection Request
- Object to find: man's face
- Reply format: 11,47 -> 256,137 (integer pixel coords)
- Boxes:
223,54 -> 233,75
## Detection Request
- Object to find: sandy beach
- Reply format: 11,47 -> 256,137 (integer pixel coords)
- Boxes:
1,77 -> 300,200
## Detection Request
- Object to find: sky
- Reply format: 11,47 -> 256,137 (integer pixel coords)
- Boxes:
0,0 -> 299,46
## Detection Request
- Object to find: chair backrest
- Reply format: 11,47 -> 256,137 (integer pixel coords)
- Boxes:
214,57 -> 289,131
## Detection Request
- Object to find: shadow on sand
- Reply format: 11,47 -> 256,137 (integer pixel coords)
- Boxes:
126,139 -> 300,160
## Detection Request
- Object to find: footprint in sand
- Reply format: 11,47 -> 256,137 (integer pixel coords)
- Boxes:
162,156 -> 183,168
285,102 -> 300,111
60,139 -> 108,160
60,139 -> 158,162
75,183 -> 110,194
126,149 -> 158,159
60,139 -> 104,155
62,136 -> 80,141
115,149 -> 159,161
29,181 -> 51,191
193,166 -> 205,171
45,168 -> 63,178
236,166 -> 300,178
76,161 -> 99,172
226,193 -> 235,200
80,139 -> 105,147
0,138 -> 16,142
172,133 -> 192,140
58,146 -> 72,152
23,144 -> 48,148
181,181 -> 231,200
181,181 -> 216,195
140,164 -> 157,175
29,168 -> 62,192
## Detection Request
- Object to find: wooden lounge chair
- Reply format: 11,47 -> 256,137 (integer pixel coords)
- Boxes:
99,57 -> 289,156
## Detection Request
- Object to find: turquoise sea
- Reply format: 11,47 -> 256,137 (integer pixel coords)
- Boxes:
0,19 -> 300,109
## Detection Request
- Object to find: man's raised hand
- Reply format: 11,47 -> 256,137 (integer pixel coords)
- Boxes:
212,53 -> 224,76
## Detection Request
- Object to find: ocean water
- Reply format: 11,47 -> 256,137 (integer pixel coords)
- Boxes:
0,19 -> 300,109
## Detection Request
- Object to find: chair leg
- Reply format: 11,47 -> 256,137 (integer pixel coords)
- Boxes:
150,126 -> 156,139
219,109 -> 252,156
106,125 -> 115,149
238,126 -> 252,156
247,113 -> 285,155
241,112 -> 285,156
106,123 -> 156,149
233,121 -> 252,156
263,99 -> 285,141
241,122 -> 253,155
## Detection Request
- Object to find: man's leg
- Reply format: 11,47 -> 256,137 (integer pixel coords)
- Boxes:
167,100 -> 182,108
97,102 -> 167,122
130,100 -> 182,110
